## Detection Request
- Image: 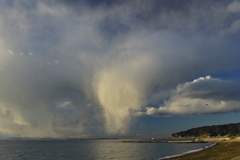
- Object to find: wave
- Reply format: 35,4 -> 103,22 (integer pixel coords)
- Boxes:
158,143 -> 216,160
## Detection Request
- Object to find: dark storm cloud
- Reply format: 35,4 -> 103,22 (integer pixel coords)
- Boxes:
59,0 -> 125,7
59,0 -> 235,33
0,0 -> 240,137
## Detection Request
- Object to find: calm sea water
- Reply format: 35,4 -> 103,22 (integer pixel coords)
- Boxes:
0,139 -> 212,160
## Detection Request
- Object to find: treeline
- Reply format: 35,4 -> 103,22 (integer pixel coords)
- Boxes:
171,123 -> 240,138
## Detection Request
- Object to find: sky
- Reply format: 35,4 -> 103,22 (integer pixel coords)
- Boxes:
0,0 -> 240,139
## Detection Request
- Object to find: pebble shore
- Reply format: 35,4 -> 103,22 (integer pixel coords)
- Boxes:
168,141 -> 240,160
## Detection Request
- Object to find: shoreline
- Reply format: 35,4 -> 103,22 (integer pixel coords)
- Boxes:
122,140 -> 206,143
158,143 -> 216,160
165,141 -> 240,160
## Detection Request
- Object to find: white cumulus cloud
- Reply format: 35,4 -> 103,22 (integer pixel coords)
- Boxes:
137,76 -> 240,117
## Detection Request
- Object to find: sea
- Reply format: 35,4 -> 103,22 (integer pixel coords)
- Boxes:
0,139 -> 214,160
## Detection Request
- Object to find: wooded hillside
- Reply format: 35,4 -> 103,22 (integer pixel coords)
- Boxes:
170,123 -> 240,138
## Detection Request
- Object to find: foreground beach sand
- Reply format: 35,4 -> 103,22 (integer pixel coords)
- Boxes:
169,141 -> 240,160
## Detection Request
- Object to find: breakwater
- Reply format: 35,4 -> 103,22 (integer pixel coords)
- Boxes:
122,140 -> 207,143
122,141 -> 168,143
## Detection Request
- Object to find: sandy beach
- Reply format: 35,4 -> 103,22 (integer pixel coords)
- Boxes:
169,140 -> 240,160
